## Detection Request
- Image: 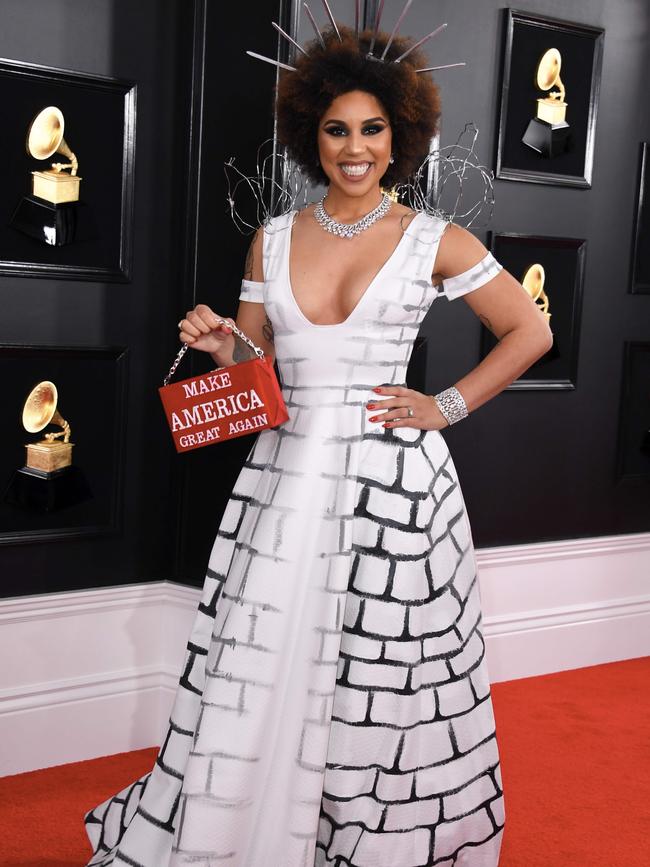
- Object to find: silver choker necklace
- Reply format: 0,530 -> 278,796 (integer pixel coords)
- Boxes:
314,192 -> 392,239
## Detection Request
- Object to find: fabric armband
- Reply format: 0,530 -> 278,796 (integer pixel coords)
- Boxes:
239,279 -> 265,303
440,251 -> 503,301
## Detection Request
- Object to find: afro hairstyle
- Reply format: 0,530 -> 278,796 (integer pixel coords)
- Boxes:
275,23 -> 442,189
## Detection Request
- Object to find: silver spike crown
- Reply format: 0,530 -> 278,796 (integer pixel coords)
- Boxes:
246,0 -> 465,74
303,2 -> 326,48
320,0 -> 342,42
271,21 -> 309,56
393,23 -> 448,63
380,0 -> 414,60
367,0 -> 386,56
245,50 -> 297,72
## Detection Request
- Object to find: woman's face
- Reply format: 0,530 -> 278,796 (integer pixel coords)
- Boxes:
317,89 -> 392,196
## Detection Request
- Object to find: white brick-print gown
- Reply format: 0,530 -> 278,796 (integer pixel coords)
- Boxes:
84,209 -> 506,867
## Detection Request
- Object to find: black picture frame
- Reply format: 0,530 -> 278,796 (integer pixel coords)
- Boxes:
495,9 -> 604,188
0,344 -> 128,545
0,58 -> 136,282
615,342 -> 650,484
483,232 -> 587,389
630,142 -> 650,295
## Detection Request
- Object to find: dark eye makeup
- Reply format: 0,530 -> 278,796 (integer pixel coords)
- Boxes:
323,123 -> 387,136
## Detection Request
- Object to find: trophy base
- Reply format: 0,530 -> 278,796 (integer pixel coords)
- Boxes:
3,465 -> 92,513
9,195 -> 97,247
32,170 -> 82,204
522,117 -> 570,158
25,440 -> 73,473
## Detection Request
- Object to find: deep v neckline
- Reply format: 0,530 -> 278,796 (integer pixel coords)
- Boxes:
285,208 -> 422,329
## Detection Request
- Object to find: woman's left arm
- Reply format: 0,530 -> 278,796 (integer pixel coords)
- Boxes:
432,222 -> 554,415
370,223 -> 554,430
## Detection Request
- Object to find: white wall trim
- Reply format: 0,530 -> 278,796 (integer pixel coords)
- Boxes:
483,592 -> 650,635
476,530 -> 650,565
1,531 -> 648,775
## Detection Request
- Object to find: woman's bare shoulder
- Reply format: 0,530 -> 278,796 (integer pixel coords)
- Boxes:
434,221 -> 490,279
394,205 -> 419,231
243,224 -> 265,282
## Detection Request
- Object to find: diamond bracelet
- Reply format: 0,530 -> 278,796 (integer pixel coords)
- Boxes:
432,386 -> 468,426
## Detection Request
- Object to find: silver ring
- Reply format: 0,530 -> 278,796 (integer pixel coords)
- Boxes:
407,406 -> 414,418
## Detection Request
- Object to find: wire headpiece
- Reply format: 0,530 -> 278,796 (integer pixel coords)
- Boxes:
224,124 -> 495,234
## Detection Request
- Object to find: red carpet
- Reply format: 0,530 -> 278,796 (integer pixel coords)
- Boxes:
0,656 -> 648,866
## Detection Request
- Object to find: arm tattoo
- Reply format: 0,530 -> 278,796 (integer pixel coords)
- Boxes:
262,314 -> 274,344
232,334 -> 255,363
479,314 -> 498,339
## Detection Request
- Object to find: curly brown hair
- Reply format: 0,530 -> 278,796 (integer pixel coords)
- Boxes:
275,24 -> 441,189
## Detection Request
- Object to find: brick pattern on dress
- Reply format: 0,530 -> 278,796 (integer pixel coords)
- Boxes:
83,209 -> 505,867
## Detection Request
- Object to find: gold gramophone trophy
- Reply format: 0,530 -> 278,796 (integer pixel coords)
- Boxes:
522,48 -> 571,158
10,106 -> 95,246
2,381 -> 91,512
22,381 -> 74,474
28,106 -> 81,203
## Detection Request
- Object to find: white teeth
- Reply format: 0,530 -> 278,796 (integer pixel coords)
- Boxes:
340,163 -> 371,176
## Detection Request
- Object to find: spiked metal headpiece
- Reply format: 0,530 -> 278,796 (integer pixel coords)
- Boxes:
225,3 -> 495,234
246,0 -> 466,76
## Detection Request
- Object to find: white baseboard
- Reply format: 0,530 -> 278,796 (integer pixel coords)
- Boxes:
1,531 -> 649,776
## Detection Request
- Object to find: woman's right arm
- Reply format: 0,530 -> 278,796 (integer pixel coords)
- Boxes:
231,225 -> 275,365
179,225 -> 275,367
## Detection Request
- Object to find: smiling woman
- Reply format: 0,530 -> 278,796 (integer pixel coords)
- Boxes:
83,15 -> 553,867
276,24 -> 440,192
318,93 -> 392,193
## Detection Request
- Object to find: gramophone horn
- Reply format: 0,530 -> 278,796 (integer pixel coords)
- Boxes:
537,48 -> 561,89
522,263 -> 546,302
22,380 -> 71,443
26,106 -> 78,176
522,263 -> 551,319
536,48 -> 565,103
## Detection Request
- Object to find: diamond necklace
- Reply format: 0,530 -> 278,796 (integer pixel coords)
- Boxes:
314,192 -> 392,239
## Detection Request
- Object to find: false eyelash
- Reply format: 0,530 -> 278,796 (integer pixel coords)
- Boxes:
323,125 -> 386,136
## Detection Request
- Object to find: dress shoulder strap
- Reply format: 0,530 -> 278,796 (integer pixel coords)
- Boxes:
406,211 -> 449,285
262,210 -> 295,283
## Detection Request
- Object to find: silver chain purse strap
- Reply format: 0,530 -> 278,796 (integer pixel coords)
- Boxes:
163,320 -> 265,386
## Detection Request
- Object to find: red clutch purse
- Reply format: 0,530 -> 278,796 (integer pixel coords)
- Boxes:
159,320 -> 289,453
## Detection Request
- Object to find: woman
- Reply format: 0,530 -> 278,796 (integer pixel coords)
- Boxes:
85,21 -> 552,867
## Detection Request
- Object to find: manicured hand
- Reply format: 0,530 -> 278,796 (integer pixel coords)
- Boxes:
366,385 -> 450,430
178,304 -> 235,356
